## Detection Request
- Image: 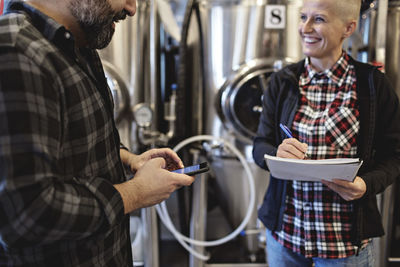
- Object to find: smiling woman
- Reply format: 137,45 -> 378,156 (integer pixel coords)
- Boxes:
298,0 -> 357,71
253,0 -> 400,266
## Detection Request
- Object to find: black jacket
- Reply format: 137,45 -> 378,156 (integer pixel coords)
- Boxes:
253,57 -> 400,246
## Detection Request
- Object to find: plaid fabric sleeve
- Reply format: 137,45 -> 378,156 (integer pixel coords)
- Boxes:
0,49 -> 125,248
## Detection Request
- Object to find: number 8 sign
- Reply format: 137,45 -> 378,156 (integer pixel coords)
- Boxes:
265,5 -> 286,29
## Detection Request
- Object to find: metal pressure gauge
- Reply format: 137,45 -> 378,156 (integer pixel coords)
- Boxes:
133,103 -> 153,128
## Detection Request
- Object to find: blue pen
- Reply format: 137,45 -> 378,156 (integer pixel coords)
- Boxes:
279,123 -> 308,158
279,123 -> 293,138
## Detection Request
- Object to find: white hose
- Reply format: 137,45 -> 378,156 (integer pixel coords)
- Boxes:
155,135 -> 256,261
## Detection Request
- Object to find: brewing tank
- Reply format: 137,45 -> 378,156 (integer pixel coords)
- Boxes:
187,0 -> 303,259
192,0 -> 303,142
386,0 -> 400,98
100,0 -> 305,262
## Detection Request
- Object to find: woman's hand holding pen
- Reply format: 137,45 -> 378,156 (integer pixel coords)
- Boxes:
277,138 -> 308,159
278,124 -> 366,201
278,123 -> 308,159
321,177 -> 367,201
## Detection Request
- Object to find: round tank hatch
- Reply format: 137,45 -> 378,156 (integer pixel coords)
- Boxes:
218,58 -> 291,143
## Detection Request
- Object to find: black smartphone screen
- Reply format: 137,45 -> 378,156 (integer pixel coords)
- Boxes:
172,162 -> 209,176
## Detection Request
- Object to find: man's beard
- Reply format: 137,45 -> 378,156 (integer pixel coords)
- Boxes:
68,0 -> 128,49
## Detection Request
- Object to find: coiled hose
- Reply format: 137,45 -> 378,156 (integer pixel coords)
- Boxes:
156,135 -> 256,261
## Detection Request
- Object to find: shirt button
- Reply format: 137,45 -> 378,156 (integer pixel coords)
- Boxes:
304,203 -> 312,210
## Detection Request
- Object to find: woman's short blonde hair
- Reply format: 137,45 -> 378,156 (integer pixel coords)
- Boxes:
336,0 -> 361,22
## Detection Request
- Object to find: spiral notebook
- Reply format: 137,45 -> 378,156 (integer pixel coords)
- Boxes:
264,154 -> 363,182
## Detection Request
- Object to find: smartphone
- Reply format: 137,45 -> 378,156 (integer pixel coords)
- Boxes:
172,162 -> 209,176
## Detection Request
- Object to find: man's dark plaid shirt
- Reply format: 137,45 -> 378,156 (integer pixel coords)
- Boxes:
0,1 -> 132,266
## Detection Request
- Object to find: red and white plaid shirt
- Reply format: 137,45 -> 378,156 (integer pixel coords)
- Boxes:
272,52 -> 369,258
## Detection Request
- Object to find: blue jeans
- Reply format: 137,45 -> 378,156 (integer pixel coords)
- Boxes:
266,230 -> 375,267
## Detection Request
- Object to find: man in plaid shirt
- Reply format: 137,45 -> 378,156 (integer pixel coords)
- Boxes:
253,0 -> 400,266
0,0 -> 194,266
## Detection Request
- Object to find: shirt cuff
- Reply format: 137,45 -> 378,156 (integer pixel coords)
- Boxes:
84,178 -> 125,227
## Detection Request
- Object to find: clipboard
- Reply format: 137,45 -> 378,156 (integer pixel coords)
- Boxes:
264,154 -> 363,182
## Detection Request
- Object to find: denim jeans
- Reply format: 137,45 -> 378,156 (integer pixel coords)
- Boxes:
266,230 -> 375,267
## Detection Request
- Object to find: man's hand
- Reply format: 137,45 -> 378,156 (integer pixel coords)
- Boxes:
114,158 -> 194,214
321,176 -> 366,201
277,138 -> 308,159
120,148 -> 184,172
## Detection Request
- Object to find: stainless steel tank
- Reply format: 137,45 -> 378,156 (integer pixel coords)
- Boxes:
376,2 -> 400,267
196,0 -> 303,141
100,0 -> 305,263
386,0 -> 400,98
99,0 -> 154,150
99,2 -> 160,266
187,0 -> 303,260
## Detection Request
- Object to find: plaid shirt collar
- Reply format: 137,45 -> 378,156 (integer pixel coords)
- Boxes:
6,0 -> 76,55
6,0 -> 115,119
300,52 -> 350,87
